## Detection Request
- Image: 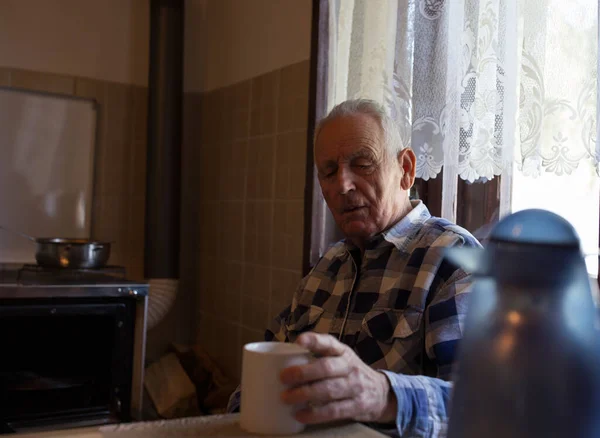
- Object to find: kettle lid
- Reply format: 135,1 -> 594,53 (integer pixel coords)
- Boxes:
489,208 -> 580,247
444,209 -> 581,275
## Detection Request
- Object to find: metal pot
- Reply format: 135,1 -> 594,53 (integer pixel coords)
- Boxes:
0,226 -> 112,269
34,238 -> 111,269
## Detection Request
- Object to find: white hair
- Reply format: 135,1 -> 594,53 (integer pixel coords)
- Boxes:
313,98 -> 406,158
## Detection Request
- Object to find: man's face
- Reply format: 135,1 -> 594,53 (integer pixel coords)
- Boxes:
315,113 -> 413,243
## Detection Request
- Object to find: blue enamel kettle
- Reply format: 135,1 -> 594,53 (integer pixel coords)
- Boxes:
445,209 -> 600,438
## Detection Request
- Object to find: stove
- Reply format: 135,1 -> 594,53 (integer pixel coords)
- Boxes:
0,264 -> 148,434
0,264 -> 143,292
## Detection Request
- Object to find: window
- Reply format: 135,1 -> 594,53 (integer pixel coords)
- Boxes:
305,0 -> 600,277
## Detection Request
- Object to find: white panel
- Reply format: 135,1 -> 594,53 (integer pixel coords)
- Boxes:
0,87 -> 97,263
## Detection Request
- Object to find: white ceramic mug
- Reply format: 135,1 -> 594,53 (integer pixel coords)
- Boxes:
240,341 -> 312,435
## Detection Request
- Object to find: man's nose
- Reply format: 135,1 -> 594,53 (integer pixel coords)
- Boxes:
336,167 -> 355,195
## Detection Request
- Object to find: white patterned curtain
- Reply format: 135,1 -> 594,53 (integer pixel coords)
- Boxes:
324,0 -> 598,220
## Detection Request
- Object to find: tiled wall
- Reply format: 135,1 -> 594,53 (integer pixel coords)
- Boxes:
0,67 -> 147,280
183,60 -> 310,380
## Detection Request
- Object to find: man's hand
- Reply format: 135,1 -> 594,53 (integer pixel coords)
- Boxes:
279,332 -> 398,425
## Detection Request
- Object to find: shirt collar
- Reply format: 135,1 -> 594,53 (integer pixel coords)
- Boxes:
381,200 -> 431,252
340,199 -> 431,254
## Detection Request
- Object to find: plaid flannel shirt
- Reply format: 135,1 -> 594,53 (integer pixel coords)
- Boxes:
227,200 -> 481,437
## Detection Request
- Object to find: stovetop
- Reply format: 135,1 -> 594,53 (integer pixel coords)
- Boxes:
0,264 -> 149,299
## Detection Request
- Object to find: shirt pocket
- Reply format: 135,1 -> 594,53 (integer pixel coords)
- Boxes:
285,305 -> 326,337
360,306 -> 423,343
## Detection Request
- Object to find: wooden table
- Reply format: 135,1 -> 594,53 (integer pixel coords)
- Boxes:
15,414 -> 388,437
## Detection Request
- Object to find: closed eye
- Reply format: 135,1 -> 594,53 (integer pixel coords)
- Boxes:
320,167 -> 337,178
352,159 -> 374,173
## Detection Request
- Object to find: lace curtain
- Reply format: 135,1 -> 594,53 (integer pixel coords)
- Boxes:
324,0 -> 598,219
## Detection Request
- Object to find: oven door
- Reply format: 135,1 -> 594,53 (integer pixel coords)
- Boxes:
0,298 -> 135,433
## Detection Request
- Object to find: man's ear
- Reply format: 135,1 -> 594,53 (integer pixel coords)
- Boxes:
398,148 -> 416,190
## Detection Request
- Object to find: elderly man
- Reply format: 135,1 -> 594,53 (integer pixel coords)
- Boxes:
227,99 -> 481,437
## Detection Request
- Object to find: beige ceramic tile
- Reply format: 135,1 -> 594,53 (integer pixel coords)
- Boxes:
221,321 -> 241,348
219,141 -> 247,201
182,146 -> 201,208
286,200 -> 305,237
201,90 -> 220,145
287,234 -> 305,271
108,227 -> 130,267
261,103 -> 278,136
219,261 -> 244,297
243,264 -> 271,300
271,268 -> 302,303
220,201 -> 245,237
245,200 -> 273,236
221,82 -> 235,108
0,68 -> 11,86
278,60 -> 310,132
274,133 -> 292,199
197,312 -> 216,345
220,117 -> 234,147
271,234 -> 304,271
214,290 -> 242,323
257,200 -> 274,231
197,317 -> 219,357
273,200 -> 304,237
274,168 -> 289,200
261,70 -> 280,107
245,201 -> 259,237
250,75 -> 263,109
92,195 -> 127,238
240,328 -> 265,348
233,140 -> 249,199
290,160 -> 308,200
216,88 -> 233,145
256,136 -> 276,199
199,201 -> 221,256
210,320 -> 241,379
249,106 -> 261,137
183,91 -> 201,143
230,79 -> 252,110
232,108 -> 250,141
224,350 -> 242,380
245,137 -> 261,197
279,60 -> 310,97
253,231 -> 272,267
241,295 -> 270,331
11,69 -> 75,95
218,143 -> 234,200
198,257 -> 218,314
200,145 -> 220,202
274,131 -> 308,199
288,130 -> 309,199
244,231 -> 258,264
75,77 -> 106,104
219,201 -> 245,262
278,94 -> 309,132
250,70 -> 279,136
273,201 -> 287,236
247,136 -> 275,200
244,231 -> 272,266
270,236 -> 288,270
